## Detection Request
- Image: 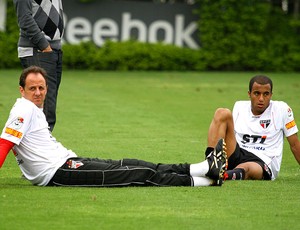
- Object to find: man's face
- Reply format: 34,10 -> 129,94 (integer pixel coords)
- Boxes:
248,82 -> 272,115
19,73 -> 47,108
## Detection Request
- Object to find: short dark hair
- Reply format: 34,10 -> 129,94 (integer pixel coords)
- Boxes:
19,66 -> 48,88
249,75 -> 273,92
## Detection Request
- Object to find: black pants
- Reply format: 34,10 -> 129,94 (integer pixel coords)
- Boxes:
49,158 -> 192,187
20,49 -> 63,132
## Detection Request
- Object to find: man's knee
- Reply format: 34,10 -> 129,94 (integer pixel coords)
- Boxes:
214,108 -> 232,122
122,158 -> 157,170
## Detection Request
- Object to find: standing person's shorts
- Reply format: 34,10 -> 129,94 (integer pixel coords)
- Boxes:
228,143 -> 272,180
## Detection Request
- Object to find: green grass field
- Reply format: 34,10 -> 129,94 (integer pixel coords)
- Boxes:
0,70 -> 299,230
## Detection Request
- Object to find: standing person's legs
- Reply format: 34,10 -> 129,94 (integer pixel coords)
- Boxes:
20,49 -> 62,131
38,50 -> 62,132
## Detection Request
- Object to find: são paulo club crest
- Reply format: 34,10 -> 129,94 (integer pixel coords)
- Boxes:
12,117 -> 24,130
260,119 -> 271,129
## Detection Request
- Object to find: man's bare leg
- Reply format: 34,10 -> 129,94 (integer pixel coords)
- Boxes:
206,108 -> 236,158
206,109 -> 264,180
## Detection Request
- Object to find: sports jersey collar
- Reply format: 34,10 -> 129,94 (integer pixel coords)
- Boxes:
19,97 -> 43,111
251,100 -> 273,118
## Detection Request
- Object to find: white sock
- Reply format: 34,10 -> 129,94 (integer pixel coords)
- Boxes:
192,176 -> 213,186
190,160 -> 209,177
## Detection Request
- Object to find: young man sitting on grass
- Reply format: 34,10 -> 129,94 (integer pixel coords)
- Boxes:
204,75 -> 300,181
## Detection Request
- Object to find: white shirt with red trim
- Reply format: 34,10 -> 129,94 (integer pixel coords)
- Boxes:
233,100 -> 298,179
0,97 -> 76,186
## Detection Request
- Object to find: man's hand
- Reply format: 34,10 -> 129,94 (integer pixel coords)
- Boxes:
42,45 -> 52,53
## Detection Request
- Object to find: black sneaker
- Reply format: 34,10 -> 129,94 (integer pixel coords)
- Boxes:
212,178 -> 224,186
205,139 -> 227,185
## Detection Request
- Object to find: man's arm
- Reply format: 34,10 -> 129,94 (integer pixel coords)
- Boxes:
13,0 -> 49,51
287,133 -> 300,164
0,138 -> 15,168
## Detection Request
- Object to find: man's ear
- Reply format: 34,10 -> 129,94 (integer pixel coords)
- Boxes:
19,86 -> 25,96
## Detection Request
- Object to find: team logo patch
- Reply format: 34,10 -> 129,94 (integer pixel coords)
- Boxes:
260,119 -> 271,129
67,160 -> 84,169
287,107 -> 292,117
285,120 -> 296,130
11,117 -> 24,130
5,127 -> 23,139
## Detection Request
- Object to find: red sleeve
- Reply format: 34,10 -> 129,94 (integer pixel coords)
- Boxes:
0,138 -> 15,168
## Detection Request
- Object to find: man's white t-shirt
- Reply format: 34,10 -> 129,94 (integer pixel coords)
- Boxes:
233,100 -> 298,179
1,98 -> 77,186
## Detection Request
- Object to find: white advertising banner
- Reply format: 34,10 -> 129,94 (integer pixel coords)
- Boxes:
63,0 -> 200,49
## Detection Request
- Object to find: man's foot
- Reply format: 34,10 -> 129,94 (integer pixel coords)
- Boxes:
205,139 -> 227,185
212,178 -> 224,186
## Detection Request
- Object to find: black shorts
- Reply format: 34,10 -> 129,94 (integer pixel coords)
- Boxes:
228,144 -> 272,180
